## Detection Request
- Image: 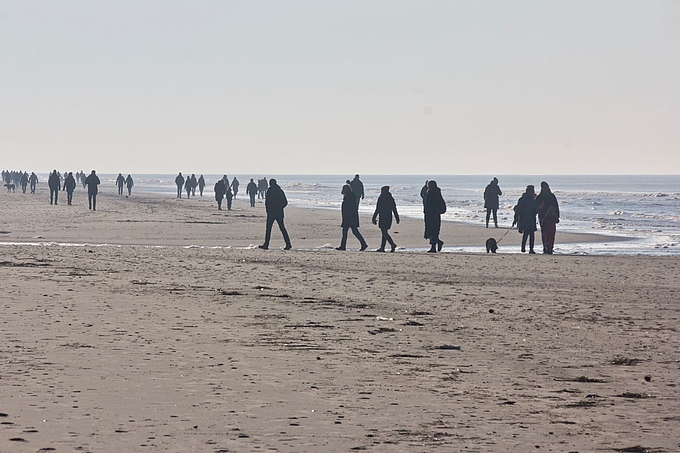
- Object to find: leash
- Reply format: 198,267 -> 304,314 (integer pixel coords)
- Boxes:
495,227 -> 514,244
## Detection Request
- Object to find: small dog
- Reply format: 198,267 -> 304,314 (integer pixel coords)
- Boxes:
485,237 -> 498,253
4,183 -> 15,193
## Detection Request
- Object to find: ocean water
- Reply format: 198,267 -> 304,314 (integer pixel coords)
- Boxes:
65,174 -> 680,256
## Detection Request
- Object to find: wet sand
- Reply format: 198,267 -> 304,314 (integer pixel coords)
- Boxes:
1,189 -> 678,452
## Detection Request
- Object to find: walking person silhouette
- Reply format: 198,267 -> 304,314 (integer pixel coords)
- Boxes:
259,179 -> 292,250
337,184 -> 368,251
48,170 -> 60,205
372,186 -> 400,252
84,170 -> 101,211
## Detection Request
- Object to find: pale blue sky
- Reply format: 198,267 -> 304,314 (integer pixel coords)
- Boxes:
1,0 -> 678,174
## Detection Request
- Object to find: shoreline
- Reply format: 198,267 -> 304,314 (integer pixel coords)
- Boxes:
0,188 -> 629,253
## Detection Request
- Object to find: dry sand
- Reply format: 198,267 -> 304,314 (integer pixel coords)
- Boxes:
1,188 -> 678,452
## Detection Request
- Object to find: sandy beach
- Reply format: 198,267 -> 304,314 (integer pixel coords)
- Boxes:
1,189 -> 678,452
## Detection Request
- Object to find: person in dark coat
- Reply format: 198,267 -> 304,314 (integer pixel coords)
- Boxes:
48,169 -> 60,205
116,173 -> 125,196
483,177 -> 502,228
197,175 -> 205,196
349,174 -> 364,208
84,170 -> 101,211
213,179 -> 226,210
246,178 -> 258,207
259,179 -> 292,250
63,172 -> 77,205
424,180 -> 446,253
337,184 -> 368,251
20,172 -> 28,193
175,172 -> 184,198
535,181 -> 560,254
372,186 -> 400,252
29,172 -> 38,194
512,185 -> 538,254
190,174 -> 197,196
125,174 -> 134,196
184,177 -> 192,199
231,177 -> 240,198
225,186 -> 233,210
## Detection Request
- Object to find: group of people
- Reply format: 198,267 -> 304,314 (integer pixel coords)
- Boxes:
338,178 -> 401,253
212,176 -> 235,211
115,174 -> 135,196
2,170 -> 38,194
174,173 -> 209,199
512,181 -> 560,254
254,174 -> 446,254
6,168 -> 561,254
47,169 -> 101,210
483,177 -> 560,254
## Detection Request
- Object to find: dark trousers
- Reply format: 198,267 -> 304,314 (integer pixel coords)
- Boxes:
521,231 -> 535,252
380,228 -> 396,250
486,208 -> 498,227
88,193 -> 97,210
118,184 -> 123,195
249,193 -> 256,207
30,183 -> 36,194
216,198 -> 223,210
226,197 -> 232,210
50,188 -> 58,205
67,190 -> 74,205
340,226 -> 366,249
21,183 -> 27,193
264,215 -> 291,247
127,187 -> 132,196
176,185 -> 182,198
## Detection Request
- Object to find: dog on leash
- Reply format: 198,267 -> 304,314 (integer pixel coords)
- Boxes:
485,237 -> 498,253
4,183 -> 15,193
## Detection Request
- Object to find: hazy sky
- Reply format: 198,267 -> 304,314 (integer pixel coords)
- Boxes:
1,1 -> 678,175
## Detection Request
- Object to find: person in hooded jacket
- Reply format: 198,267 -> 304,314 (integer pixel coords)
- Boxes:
48,169 -> 60,205
184,177 -> 192,199
424,180 -> 446,253
231,177 -> 240,198
337,184 -> 368,251
197,175 -> 205,196
535,181 -> 560,254
512,184 -> 538,254
372,186 -> 400,252
483,177 -> 502,228
190,174 -> 198,196
63,172 -> 77,205
259,179 -> 292,250
125,174 -> 134,196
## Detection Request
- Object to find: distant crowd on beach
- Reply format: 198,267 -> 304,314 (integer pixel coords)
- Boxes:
3,169 -> 560,254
